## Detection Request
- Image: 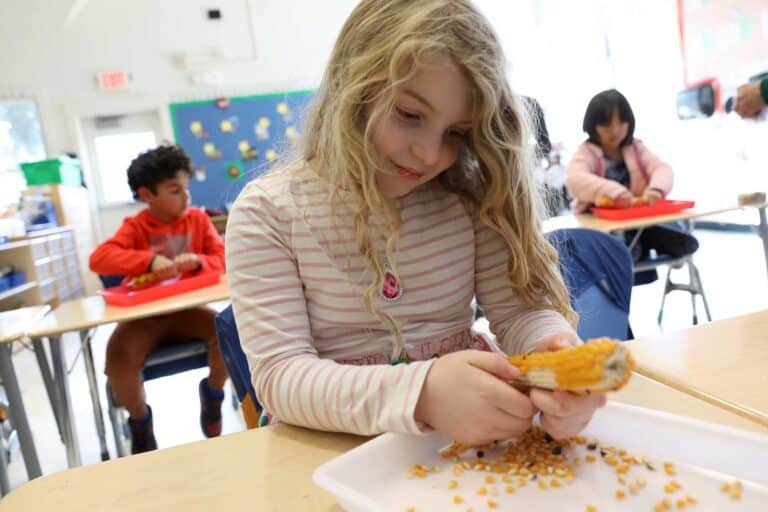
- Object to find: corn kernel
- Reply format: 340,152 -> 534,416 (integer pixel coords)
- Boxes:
453,495 -> 463,504
616,490 -> 626,500
448,480 -> 458,489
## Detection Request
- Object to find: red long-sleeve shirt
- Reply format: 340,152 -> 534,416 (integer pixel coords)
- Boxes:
89,207 -> 225,277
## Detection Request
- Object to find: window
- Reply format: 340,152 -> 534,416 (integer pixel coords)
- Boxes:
93,131 -> 156,204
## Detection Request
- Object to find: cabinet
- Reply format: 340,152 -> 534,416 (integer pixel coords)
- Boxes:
0,226 -> 85,310
25,184 -> 99,294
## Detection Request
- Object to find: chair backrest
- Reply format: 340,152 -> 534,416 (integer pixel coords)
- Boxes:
98,274 -> 125,289
215,305 -> 261,428
546,228 -> 633,341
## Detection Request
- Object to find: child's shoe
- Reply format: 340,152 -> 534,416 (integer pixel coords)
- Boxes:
128,405 -> 157,454
199,378 -> 224,438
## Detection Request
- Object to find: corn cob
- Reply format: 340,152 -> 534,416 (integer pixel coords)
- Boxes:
127,272 -> 158,288
594,195 -> 647,208
507,338 -> 635,393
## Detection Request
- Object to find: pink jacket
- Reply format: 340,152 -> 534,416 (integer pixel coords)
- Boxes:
565,140 -> 673,213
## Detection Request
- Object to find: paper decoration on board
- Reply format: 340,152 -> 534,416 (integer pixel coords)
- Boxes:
194,166 -> 207,182
225,160 -> 244,181
190,121 -> 207,138
285,126 -> 298,140
238,140 -> 259,160
220,117 -> 238,133
203,142 -> 222,159
276,102 -> 293,122
255,117 -> 271,140
215,97 -> 230,109
265,149 -> 278,162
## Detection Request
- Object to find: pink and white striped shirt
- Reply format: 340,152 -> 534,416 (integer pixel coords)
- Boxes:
226,171 -> 574,436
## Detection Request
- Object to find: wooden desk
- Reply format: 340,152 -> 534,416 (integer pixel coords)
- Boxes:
0,306 -> 50,493
24,277 -> 230,466
628,309 -> 768,428
0,374 -> 762,512
543,200 -> 768,276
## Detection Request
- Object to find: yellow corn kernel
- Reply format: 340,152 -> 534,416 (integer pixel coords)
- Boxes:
586,506 -> 597,512
484,475 -> 496,484
453,495 -> 464,504
616,490 -> 626,500
505,485 -> 516,494
448,480 -> 458,489
488,500 -> 498,509
476,486 -> 488,496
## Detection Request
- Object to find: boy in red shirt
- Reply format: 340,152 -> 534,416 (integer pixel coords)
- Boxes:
90,145 -> 228,454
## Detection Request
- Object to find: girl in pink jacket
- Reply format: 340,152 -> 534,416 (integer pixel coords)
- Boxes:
565,89 -> 698,275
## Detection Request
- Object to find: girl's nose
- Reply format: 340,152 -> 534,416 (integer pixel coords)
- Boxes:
411,133 -> 441,167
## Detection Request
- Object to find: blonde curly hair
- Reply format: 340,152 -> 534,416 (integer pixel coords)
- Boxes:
290,0 -> 576,359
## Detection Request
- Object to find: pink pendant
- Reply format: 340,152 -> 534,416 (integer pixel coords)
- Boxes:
381,269 -> 403,301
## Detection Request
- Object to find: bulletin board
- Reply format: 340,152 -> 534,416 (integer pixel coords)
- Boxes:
169,90 -> 314,210
678,0 -> 768,87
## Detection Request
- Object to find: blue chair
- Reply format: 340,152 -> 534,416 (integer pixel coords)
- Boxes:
545,229 -> 634,340
215,306 -> 261,428
98,275 -> 209,457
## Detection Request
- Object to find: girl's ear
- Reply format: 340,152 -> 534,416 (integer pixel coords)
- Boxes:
137,186 -> 154,203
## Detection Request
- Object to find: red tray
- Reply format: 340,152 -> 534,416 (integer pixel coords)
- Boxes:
100,271 -> 222,307
592,199 -> 695,220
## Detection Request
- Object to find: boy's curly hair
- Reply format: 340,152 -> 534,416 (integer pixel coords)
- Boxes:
127,144 -> 192,200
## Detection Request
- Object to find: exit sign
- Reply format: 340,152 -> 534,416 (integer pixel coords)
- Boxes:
96,70 -> 132,90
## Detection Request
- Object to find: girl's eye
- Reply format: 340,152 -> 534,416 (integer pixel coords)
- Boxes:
396,107 -> 420,121
448,130 -> 468,140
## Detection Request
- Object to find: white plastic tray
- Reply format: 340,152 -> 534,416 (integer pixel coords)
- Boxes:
314,402 -> 768,511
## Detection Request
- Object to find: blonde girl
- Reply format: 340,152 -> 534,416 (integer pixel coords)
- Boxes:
227,0 -> 605,445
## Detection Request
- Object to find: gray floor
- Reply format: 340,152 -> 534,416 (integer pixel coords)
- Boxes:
3,228 -> 768,493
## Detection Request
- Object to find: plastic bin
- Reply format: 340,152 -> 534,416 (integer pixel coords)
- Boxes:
592,199 -> 695,220
20,157 -> 82,186
100,271 -> 222,307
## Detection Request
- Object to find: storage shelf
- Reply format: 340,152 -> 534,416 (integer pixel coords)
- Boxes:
0,281 -> 38,302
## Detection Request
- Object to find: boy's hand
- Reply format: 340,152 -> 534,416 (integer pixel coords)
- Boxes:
529,332 -> 606,440
415,350 -> 536,446
150,255 -> 178,280
174,253 -> 203,273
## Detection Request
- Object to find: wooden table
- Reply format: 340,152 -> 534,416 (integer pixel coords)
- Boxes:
0,305 -> 50,494
628,309 -> 768,428
543,199 -> 768,277
0,373 -> 762,512
25,277 -> 230,466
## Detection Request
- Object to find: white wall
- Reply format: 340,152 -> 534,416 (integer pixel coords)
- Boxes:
9,0 -> 755,238
0,0 -> 359,237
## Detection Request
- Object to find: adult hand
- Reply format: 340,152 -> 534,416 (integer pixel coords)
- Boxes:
174,253 -> 203,273
529,332 -> 606,439
415,350 -> 536,446
150,255 -> 178,280
733,80 -> 766,119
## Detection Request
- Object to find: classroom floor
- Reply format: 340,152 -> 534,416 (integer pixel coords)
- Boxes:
3,228 -> 767,493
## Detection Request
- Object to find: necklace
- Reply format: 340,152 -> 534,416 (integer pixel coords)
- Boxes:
380,264 -> 403,301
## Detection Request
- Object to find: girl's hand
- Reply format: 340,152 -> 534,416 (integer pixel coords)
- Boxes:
643,188 -> 663,205
150,255 -> 178,280
529,331 -> 606,439
415,350 -> 536,446
613,191 -> 633,209
174,253 -> 203,273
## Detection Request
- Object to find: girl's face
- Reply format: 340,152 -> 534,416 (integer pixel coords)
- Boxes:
595,108 -> 628,154
371,56 -> 473,198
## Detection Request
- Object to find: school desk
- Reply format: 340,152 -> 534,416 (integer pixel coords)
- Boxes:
628,309 -> 768,429
0,373 -> 762,512
24,276 -> 230,467
0,305 -> 50,494
542,199 -> 768,277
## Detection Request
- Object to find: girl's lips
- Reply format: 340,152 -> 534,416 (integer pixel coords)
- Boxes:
394,163 -> 423,180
